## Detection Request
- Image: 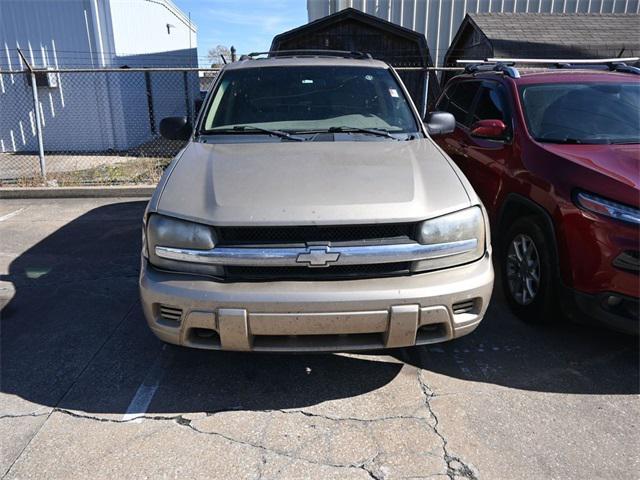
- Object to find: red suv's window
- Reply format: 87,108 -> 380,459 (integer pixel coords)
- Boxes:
470,83 -> 512,138
437,81 -> 480,127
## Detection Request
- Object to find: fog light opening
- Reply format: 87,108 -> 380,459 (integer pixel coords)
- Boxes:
600,294 -> 639,322
416,323 -> 448,343
605,295 -> 623,308
194,328 -> 217,339
187,328 -> 222,349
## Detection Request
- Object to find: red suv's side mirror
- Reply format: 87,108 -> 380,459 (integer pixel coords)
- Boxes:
470,119 -> 507,140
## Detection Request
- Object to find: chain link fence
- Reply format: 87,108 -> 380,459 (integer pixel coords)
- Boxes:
0,64 -> 464,187
0,67 -> 220,186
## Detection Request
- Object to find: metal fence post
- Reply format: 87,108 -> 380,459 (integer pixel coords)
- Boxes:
29,72 -> 46,179
18,49 -> 46,179
183,71 -> 192,122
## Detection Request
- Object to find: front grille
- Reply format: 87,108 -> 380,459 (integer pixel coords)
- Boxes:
217,223 -> 417,245
216,223 -> 418,281
225,262 -> 412,282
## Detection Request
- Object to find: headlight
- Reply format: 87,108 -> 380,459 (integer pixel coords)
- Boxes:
576,192 -> 640,225
146,214 -> 222,276
413,206 -> 486,272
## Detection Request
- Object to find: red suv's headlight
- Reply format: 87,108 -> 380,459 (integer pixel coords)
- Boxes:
575,192 -> 640,226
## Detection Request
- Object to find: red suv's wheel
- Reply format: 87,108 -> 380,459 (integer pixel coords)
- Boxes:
501,216 -> 557,323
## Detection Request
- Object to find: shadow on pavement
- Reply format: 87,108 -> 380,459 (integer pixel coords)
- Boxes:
395,287 -> 639,395
1,202 -> 637,418
0,201 -> 402,415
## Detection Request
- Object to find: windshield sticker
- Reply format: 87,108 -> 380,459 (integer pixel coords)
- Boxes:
389,88 -> 399,98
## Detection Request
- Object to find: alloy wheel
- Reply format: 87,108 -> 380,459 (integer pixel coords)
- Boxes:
506,234 -> 541,306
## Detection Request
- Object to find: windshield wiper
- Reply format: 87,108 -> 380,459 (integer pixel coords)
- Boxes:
538,137 -> 619,145
326,126 -> 401,140
537,137 -> 584,144
208,125 -> 305,142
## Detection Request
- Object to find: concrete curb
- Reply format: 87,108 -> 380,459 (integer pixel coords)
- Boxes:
0,185 -> 155,199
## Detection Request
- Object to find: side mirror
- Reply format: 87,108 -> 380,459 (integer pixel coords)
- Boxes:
425,111 -> 456,136
470,119 -> 507,140
159,116 -> 192,141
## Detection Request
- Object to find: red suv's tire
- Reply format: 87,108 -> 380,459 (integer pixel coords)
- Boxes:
501,216 -> 558,323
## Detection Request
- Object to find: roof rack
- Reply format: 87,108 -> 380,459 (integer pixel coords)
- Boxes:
458,58 -> 640,76
484,57 -> 640,64
462,62 -> 520,79
556,62 -> 640,75
239,50 -> 373,61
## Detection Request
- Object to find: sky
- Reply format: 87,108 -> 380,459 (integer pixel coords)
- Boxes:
172,0 -> 309,66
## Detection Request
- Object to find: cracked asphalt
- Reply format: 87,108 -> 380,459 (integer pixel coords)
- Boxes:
0,198 -> 638,480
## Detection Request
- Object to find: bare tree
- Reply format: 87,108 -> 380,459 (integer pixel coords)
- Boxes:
207,45 -> 231,67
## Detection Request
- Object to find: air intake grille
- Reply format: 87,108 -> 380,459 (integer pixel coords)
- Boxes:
225,262 -> 412,282
159,305 -> 183,323
217,223 -> 418,245
613,250 -> 639,273
452,300 -> 476,315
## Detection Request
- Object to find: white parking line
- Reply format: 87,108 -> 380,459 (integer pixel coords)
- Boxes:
0,207 -> 26,222
122,345 -> 172,422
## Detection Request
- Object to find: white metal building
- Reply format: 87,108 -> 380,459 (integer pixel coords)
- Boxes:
308,0 -> 640,66
0,0 -> 198,154
0,0 -> 198,69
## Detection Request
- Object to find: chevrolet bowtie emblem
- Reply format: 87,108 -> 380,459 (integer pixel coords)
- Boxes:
296,247 -> 340,267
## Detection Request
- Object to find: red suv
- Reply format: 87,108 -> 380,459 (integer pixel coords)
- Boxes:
431,64 -> 639,334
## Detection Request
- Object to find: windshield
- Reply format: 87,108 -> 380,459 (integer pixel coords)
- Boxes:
519,82 -> 640,144
202,66 -> 419,134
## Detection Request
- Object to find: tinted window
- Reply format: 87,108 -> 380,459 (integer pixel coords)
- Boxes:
472,84 -> 509,124
202,66 -> 419,133
520,82 -> 640,144
444,81 -> 480,126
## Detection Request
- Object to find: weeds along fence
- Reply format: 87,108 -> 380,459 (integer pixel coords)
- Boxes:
0,64 -> 461,186
0,66 -> 220,186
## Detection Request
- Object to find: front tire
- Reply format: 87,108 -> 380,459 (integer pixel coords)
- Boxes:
501,216 -> 557,323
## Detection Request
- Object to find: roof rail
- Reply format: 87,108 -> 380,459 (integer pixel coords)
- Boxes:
555,62 -> 640,75
239,50 -> 373,61
488,57 -> 640,75
613,63 -> 640,75
462,62 -> 520,79
484,57 -> 640,64
458,57 -> 640,76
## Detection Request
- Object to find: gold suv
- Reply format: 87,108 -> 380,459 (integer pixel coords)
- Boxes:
139,52 -> 494,352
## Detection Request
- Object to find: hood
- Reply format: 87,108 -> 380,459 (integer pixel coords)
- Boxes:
540,143 -> 640,190
156,139 -> 471,226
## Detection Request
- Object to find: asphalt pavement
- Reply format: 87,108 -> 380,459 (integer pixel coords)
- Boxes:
0,198 -> 638,480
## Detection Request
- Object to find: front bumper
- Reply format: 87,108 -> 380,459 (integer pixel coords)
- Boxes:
557,206 -> 639,334
139,253 -> 494,352
560,206 -> 639,298
563,288 -> 639,335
